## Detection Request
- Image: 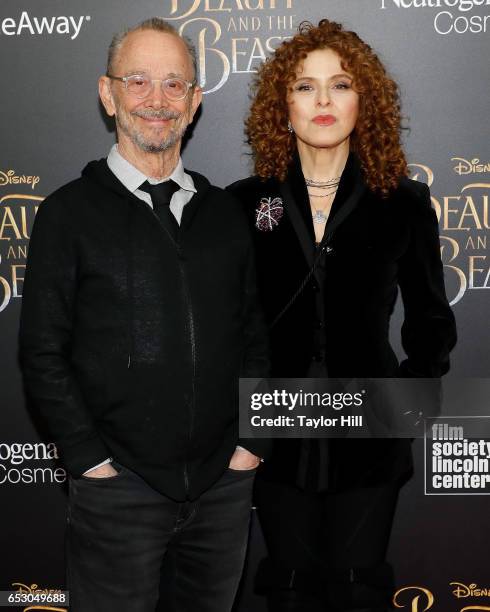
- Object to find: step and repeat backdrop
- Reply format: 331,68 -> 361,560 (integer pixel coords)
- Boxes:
1,1 -> 489,611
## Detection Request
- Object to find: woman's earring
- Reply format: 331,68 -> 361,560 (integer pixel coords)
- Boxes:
287,120 -> 294,134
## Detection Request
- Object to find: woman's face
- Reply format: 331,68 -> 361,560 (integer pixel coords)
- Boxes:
287,48 -> 359,152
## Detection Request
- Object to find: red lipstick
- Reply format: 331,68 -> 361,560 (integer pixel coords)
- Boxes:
313,115 -> 336,126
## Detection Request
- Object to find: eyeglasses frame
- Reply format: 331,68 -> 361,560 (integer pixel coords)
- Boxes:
106,73 -> 197,101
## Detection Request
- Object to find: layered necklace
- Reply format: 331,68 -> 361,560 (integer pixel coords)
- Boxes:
305,176 -> 341,224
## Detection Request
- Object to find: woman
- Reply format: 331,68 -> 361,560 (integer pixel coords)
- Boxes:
228,19 -> 456,612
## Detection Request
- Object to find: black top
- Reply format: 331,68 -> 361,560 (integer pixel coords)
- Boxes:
19,159 -> 269,501
228,153 -> 457,491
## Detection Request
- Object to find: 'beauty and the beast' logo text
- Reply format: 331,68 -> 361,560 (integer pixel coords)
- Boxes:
0,172 -> 43,312
409,161 -> 490,305
394,584 -> 490,612
161,0 -> 296,93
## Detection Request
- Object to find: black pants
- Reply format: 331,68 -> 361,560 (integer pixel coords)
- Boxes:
254,478 -> 399,612
66,463 -> 255,612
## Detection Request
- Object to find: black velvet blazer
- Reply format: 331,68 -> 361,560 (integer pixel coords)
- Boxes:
228,153 -> 457,490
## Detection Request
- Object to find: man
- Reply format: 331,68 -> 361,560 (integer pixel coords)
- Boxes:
19,18 -> 268,612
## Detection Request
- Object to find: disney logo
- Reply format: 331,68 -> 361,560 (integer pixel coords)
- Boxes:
11,582 -> 67,612
11,583 -> 61,595
452,158 -> 490,176
0,170 -> 40,190
394,585 -> 490,612
451,583 -> 490,598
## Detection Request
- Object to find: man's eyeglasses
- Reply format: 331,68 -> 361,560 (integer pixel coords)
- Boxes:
106,73 -> 196,101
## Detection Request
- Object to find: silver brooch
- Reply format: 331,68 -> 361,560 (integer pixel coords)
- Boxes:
255,197 -> 284,232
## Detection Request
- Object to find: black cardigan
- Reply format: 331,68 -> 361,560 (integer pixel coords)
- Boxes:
19,159 -> 269,501
228,154 -> 457,490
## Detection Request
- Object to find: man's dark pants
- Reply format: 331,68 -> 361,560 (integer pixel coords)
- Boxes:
66,462 -> 255,611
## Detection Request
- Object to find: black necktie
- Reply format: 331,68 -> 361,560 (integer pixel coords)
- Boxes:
140,180 -> 180,240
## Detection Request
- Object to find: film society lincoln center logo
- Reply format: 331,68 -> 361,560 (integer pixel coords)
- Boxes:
0,169 -> 42,313
425,417 -> 490,494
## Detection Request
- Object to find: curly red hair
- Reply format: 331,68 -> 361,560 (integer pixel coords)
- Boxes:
245,19 -> 408,196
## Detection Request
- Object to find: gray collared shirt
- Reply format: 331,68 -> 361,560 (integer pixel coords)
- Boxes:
107,144 -> 196,225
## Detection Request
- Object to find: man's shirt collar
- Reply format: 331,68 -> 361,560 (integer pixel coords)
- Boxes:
107,144 -> 196,194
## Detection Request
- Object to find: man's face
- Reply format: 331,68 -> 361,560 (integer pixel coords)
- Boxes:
99,30 -> 201,155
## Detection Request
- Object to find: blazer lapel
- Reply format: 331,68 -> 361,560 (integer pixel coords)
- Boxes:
279,153 -> 367,280
321,178 -> 366,247
279,178 -> 315,270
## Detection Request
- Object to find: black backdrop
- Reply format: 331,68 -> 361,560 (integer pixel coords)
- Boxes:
1,1 -> 489,610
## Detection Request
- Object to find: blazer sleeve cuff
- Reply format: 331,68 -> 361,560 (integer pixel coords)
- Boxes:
58,436 -> 112,478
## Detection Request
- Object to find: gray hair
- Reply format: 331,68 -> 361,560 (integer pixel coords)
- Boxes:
107,17 -> 198,81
